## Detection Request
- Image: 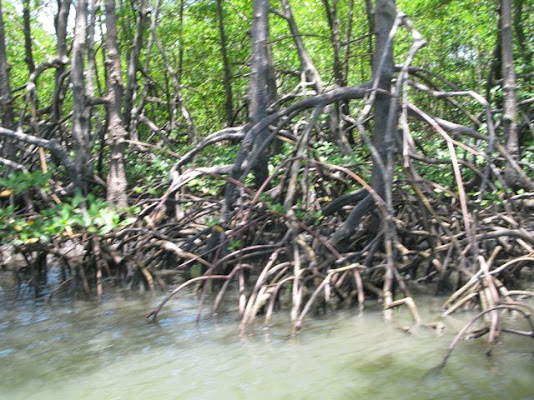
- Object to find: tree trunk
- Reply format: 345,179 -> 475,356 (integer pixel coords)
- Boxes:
322,0 -> 351,154
104,0 -> 128,207
216,0 -> 234,126
124,0 -> 148,134
513,0 -> 531,84
53,0 -> 71,121
370,0 -> 396,199
22,0 -> 35,75
247,0 -> 277,187
343,0 -> 355,86
130,0 -> 161,128
71,0 -> 91,192
485,34 -> 502,105
330,0 -> 396,245
86,0 -> 100,98
322,0 -> 343,88
280,0 -> 323,93
0,0 -> 15,158
224,0 -> 277,211
154,31 -> 195,144
280,0 -> 353,152
176,0 -> 196,142
500,0 -> 521,187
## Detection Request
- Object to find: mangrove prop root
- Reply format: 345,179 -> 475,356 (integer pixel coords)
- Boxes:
439,303 -> 534,369
6,2 -> 533,339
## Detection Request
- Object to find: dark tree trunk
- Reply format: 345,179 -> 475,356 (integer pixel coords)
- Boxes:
22,0 -> 35,75
342,0 -> 356,146
370,0 -> 396,199
248,0 -> 277,187
485,34 -> 502,105
331,0 -> 396,245
216,0 -> 234,126
0,0 -> 15,158
224,0 -> 277,211
322,0 -> 343,88
104,0 -> 128,207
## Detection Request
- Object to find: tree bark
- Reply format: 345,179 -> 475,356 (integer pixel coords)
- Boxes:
104,0 -> 129,207
322,0 -> 343,88
71,0 -> 92,192
223,0 -> 277,211
0,1 -> 13,125
86,0 -> 100,98
500,0 -> 521,187
22,0 -> 35,75
0,0 -> 15,158
247,0 -> 277,187
216,0 -> 234,126
53,0 -> 71,121
331,0 -> 396,245
370,0 -> 396,198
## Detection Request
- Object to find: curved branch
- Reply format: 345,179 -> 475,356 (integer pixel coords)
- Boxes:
0,127 -> 79,187
146,274 -> 230,321
172,126 -> 245,172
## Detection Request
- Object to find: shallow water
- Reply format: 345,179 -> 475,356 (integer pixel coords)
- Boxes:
0,294 -> 532,400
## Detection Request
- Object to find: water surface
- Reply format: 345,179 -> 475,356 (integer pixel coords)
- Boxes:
0,295 -> 532,399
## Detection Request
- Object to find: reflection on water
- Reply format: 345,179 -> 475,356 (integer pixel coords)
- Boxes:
0,295 -> 532,400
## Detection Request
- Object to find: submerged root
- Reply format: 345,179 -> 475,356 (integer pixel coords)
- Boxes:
439,302 -> 534,369
438,253 -> 534,368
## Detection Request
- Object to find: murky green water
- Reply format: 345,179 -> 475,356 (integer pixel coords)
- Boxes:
0,294 -> 532,400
